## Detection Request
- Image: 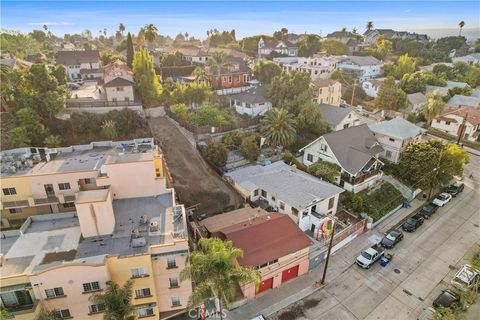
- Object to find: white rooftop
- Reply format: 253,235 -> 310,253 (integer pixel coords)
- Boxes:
369,118 -> 425,140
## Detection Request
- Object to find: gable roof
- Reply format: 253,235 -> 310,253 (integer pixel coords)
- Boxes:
318,104 -> 357,128
103,77 -> 134,87
326,31 -> 358,39
369,118 -> 425,140
407,92 -> 427,105
339,55 -> 381,66
313,78 -> 340,88
229,85 -> 269,104
264,39 -> 298,49
217,213 -> 312,267
447,95 -> 480,108
225,161 -> 344,209
440,107 -> 480,126
56,50 -> 100,65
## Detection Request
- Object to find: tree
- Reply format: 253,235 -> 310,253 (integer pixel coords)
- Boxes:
423,90 -> 446,125
100,51 -> 125,65
172,103 -> 191,121
373,38 -> 392,59
207,50 -> 229,88
296,101 -> 329,136
399,72 -> 427,94
143,23 -> 158,48
191,103 -> 232,126
459,21 -> 465,36
307,161 -> 341,183
252,59 -> 282,84
50,65 -> 67,86
366,21 -> 373,31
126,32 -> 134,67
10,126 -> 31,147
171,82 -> 212,108
180,238 -> 260,320
321,39 -> 349,55
374,77 -> 407,111
268,71 -> 312,114
239,135 -> 260,162
43,135 -> 62,147
14,108 -> 48,146
101,120 -> 118,140
298,34 -> 321,57
119,23 -> 125,35
394,54 -> 417,79
260,108 -> 296,148
132,49 -> 162,106
201,140 -> 228,167
90,280 -> 136,320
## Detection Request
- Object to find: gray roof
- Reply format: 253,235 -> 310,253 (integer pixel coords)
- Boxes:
304,124 -> 383,175
225,161 -> 344,210
339,55 -> 381,66
369,118 -> 425,140
447,95 -> 480,108
318,104 -> 356,127
313,78 -> 340,88
56,50 -> 100,65
407,92 -> 427,105
229,85 -> 269,104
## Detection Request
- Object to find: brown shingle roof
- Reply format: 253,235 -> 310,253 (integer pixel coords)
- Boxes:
103,77 -> 134,87
217,213 -> 312,267
56,50 -> 100,65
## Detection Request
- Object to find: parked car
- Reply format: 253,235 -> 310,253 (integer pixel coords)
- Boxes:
356,243 -> 385,269
419,204 -> 438,219
402,215 -> 424,232
432,193 -> 452,207
433,289 -> 460,309
451,264 -> 480,291
445,183 -> 465,197
381,229 -> 404,248
417,307 -> 436,320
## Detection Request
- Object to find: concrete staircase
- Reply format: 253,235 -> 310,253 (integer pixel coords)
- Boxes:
381,175 -> 414,201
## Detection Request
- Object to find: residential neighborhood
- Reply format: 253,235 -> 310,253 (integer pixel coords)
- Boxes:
0,1 -> 479,320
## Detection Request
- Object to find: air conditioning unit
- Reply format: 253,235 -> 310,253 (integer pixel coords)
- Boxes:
150,221 -> 159,232
131,229 -> 140,238
139,215 -> 148,224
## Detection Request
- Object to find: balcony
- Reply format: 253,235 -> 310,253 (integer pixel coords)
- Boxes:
341,168 -> 381,185
33,196 -> 59,206
7,299 -> 40,315
2,200 -> 29,209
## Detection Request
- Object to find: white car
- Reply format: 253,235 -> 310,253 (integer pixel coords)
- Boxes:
432,192 -> 452,207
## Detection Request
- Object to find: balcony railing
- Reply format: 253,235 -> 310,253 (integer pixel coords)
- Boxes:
2,200 -> 29,209
33,196 -> 59,205
341,169 -> 381,185
8,299 -> 40,315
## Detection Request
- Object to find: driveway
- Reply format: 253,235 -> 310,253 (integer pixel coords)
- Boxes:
148,116 -> 244,216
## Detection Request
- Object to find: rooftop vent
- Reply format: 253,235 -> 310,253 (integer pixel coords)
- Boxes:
150,221 -> 159,232
131,237 -> 146,248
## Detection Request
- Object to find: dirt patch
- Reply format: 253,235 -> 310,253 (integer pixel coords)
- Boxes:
148,116 -> 244,216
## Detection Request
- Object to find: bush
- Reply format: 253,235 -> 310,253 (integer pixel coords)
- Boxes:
239,135 -> 260,162
282,151 -> 307,171
222,131 -> 245,147
191,103 -> 233,126
307,160 -> 341,184
201,140 -> 228,167
172,103 -> 191,122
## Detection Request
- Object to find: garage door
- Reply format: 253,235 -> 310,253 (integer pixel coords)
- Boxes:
281,265 -> 299,283
256,277 -> 273,294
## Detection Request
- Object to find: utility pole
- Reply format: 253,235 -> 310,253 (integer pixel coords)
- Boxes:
456,112 -> 468,145
350,79 -> 357,106
427,150 -> 443,200
321,221 -> 336,285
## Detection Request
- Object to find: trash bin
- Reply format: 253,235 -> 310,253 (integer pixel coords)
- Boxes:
380,256 -> 389,267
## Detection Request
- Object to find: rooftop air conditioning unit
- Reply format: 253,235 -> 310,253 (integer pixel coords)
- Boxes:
131,229 -> 140,238
150,221 -> 159,232
139,215 -> 148,224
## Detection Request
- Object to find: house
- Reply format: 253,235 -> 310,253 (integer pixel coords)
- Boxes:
431,107 -> 480,142
101,59 -> 135,102
319,104 -> 362,131
0,139 -> 192,320
224,161 -> 344,233
426,81 -> 470,96
258,37 -> 298,57
363,29 -> 428,46
337,56 -> 383,81
369,118 -> 425,163
407,92 -> 427,114
172,47 -> 210,64
446,94 -> 480,109
281,55 -> 341,80
313,79 -> 342,106
362,78 -> 386,98
56,50 -> 102,81
452,53 -> 480,65
325,31 -> 360,52
201,210 -> 311,298
0,54 -> 33,70
207,55 -> 252,89
229,85 -> 271,116
300,124 -> 384,193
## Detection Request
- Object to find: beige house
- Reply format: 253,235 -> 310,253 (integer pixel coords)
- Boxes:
313,79 -> 342,106
101,59 -> 135,102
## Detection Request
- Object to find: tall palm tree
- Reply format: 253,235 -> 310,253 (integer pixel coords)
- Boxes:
180,238 -> 260,320
423,90 -> 446,125
144,23 -> 158,49
341,27 -> 347,32
119,23 -> 125,35
103,28 -> 107,36
459,21 -> 465,36
207,50 -> 230,88
366,21 -> 373,31
90,280 -> 136,320
260,108 -> 297,148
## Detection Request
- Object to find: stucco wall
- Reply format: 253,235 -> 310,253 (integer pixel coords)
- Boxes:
75,189 -> 115,237
105,86 -> 135,102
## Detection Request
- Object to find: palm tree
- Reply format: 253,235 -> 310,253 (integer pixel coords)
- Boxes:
206,30 -> 210,37
366,21 -> 373,31
144,23 -> 158,49
352,28 -> 357,34
260,108 -> 297,148
185,32 -> 189,39
423,90 -> 446,125
103,28 -> 107,36
341,27 -> 347,32
459,21 -> 465,36
43,24 -> 48,32
207,50 -> 230,88
119,23 -> 125,35
180,238 -> 260,320
90,280 -> 136,320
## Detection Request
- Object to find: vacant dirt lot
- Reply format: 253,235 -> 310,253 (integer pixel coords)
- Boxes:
148,116 -> 244,216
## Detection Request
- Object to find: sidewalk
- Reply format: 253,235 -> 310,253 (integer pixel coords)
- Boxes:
226,200 -> 426,319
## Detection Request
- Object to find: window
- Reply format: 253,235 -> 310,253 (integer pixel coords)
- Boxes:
116,87 -> 124,91
228,76 -> 232,83
319,88 -> 323,94
171,296 -> 181,307
343,123 -> 350,129
89,304 -> 105,314
385,150 -> 392,158
45,287 -> 64,298
138,306 -> 154,317
253,189 -> 259,196
167,256 -> 177,269
169,278 -> 179,288
54,309 -> 71,319
307,154 -> 314,162
84,178 -> 93,184
82,281 -> 100,292
328,197 -> 335,210
261,190 -> 267,198
388,138 -> 395,142
9,208 -> 22,214
131,267 -> 148,278
2,188 -> 16,196
271,195 -> 276,202
63,202 -> 75,208
446,121 -> 451,125
58,183 -> 71,190
302,211 -> 308,218
280,202 -> 285,210
320,144 -> 328,152
135,288 -> 151,298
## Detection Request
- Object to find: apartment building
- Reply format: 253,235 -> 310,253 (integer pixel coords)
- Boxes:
0,139 -> 192,319
313,79 -> 342,106
279,55 -> 340,80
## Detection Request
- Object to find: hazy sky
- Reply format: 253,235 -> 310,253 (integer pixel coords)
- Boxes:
1,1 -> 479,39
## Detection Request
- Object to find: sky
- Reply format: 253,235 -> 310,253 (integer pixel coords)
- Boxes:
1,1 -> 479,39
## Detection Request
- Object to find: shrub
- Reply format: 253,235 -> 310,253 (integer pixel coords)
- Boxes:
222,131 -> 245,147
172,103 -> 191,122
282,151 -> 307,171
201,140 -> 228,167
239,135 -> 260,162
307,160 -> 341,184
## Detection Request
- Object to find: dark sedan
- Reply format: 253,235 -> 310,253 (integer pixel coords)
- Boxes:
381,229 -> 404,248
433,289 -> 461,309
445,183 -> 464,197
419,204 -> 438,219
402,215 -> 424,232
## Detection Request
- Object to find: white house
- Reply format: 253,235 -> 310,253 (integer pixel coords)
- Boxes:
319,104 -> 362,131
452,53 -> 480,65
362,78 -> 386,98
338,56 -> 383,81
228,85 -> 271,117
57,50 -> 102,81
224,161 -> 344,235
280,55 -> 341,80
313,79 -> 342,106
431,107 -> 480,142
258,37 -> 298,57
300,124 -> 384,193
363,29 -> 428,46
369,118 -> 425,163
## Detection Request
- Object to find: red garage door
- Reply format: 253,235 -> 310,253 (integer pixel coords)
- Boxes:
281,265 -> 299,283
256,277 -> 274,294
